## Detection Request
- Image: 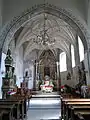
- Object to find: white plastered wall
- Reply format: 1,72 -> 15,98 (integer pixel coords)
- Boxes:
24,62 -> 34,89
15,46 -> 24,87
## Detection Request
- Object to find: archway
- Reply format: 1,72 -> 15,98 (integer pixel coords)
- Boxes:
0,3 -> 90,94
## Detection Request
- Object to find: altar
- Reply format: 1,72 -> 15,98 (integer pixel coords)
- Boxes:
40,75 -> 54,92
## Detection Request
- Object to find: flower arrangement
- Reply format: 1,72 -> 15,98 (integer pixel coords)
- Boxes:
61,85 -> 65,93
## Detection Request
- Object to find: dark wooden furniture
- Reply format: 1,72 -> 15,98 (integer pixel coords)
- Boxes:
0,100 -> 21,120
0,88 -> 32,120
61,98 -> 90,120
0,104 -> 15,120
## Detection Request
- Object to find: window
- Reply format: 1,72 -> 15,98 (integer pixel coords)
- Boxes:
0,53 -> 6,98
78,36 -> 84,61
1,53 -> 6,77
60,52 -> 67,72
71,45 -> 75,67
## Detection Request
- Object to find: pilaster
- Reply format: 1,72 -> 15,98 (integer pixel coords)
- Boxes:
33,60 -> 36,91
66,44 -> 72,73
56,48 -> 61,91
74,35 -> 80,66
84,48 -> 90,85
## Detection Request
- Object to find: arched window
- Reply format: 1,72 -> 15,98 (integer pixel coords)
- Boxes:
78,36 -> 84,61
60,52 -> 67,72
71,45 -> 75,67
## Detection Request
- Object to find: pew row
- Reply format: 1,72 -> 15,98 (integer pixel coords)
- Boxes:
61,98 -> 90,120
0,93 -> 32,120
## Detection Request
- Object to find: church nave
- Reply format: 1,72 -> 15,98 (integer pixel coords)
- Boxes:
0,0 -> 90,120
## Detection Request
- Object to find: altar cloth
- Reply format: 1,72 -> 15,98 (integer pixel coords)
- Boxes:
40,85 -> 53,92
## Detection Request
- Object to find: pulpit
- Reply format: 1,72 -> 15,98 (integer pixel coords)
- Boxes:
2,49 -> 16,99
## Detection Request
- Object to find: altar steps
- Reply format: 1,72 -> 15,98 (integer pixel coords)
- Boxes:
32,91 -> 60,98
29,96 -> 60,109
32,94 -> 60,98
40,118 -> 60,120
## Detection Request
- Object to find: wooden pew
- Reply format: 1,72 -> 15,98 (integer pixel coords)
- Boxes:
8,96 -> 25,120
12,90 -> 32,110
0,96 -> 25,120
61,98 -> 90,120
61,98 -> 90,118
0,89 -> 32,120
0,110 -> 14,120
71,106 -> 90,120
0,100 -> 21,120
0,104 -> 15,120
0,110 -> 5,120
75,112 -> 85,120
9,93 -> 32,119
65,101 -> 90,120
74,110 -> 90,120
11,95 -> 28,118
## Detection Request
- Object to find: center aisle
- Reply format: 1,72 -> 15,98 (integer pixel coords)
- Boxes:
27,92 -> 61,120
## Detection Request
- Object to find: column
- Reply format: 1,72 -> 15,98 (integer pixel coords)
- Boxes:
33,60 -> 36,91
84,48 -> 90,85
0,0 -> 2,79
33,51 -> 39,91
36,50 -> 39,80
36,62 -> 38,80
86,0 -> 90,85
0,49 -> 2,98
66,44 -> 72,73
74,35 -> 80,66
56,48 -> 61,91
74,35 -> 81,83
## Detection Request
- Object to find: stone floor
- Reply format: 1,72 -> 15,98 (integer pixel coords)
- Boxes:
27,92 -> 61,120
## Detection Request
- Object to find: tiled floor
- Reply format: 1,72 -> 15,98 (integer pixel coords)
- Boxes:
27,92 -> 61,120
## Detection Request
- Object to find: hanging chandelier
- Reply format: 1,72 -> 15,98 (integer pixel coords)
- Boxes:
32,1 -> 56,47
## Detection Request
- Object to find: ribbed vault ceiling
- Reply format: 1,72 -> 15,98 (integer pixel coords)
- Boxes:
15,13 -> 76,60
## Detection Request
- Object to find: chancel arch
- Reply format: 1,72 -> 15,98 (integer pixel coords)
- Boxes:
0,3 -> 90,94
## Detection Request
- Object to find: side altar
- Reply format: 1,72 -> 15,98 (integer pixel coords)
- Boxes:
40,75 -> 54,92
